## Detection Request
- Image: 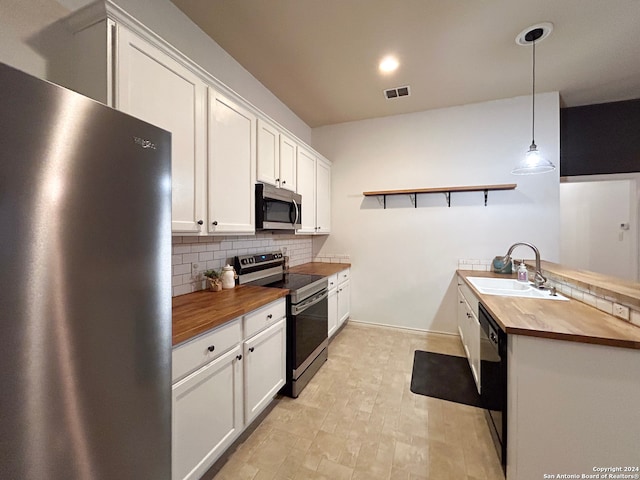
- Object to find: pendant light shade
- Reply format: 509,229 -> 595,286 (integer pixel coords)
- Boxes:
512,23 -> 556,175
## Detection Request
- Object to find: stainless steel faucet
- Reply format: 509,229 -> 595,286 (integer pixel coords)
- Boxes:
501,242 -> 547,288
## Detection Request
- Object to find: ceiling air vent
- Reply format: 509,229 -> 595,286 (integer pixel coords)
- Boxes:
384,85 -> 411,99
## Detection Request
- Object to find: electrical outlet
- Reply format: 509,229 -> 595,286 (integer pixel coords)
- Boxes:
192,263 -> 200,278
613,303 -> 629,320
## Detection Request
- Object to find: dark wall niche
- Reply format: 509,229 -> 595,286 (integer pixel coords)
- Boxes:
560,99 -> 640,176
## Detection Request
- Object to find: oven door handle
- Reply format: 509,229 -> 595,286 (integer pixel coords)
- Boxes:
292,289 -> 328,315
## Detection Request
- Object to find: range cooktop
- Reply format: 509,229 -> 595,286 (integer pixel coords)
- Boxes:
268,273 -> 325,292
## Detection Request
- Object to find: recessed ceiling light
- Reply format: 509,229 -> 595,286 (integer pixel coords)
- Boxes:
379,56 -> 399,73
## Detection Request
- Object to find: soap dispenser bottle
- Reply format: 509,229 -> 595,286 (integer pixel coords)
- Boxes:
517,261 -> 529,283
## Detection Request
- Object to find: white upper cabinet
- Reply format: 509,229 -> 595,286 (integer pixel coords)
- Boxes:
278,134 -> 297,192
208,91 -> 256,234
256,120 -> 297,192
116,26 -> 207,234
297,147 -> 331,234
68,3 -> 330,237
256,119 -> 279,187
316,157 -> 331,234
297,147 -> 317,234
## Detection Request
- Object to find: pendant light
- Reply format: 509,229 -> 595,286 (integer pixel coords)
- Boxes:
512,23 -> 556,175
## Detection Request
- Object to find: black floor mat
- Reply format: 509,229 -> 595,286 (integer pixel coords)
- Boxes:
410,350 -> 482,408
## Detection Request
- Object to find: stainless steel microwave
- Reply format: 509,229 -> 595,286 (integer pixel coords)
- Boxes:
255,183 -> 302,231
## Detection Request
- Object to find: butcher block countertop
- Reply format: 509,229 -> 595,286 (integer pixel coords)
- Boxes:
172,285 -> 289,346
288,262 -> 351,276
457,270 -> 640,350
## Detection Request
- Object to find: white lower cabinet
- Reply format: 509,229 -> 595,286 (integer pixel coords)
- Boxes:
171,299 -> 286,480
457,283 -> 480,392
337,269 -> 351,328
328,269 -> 350,338
172,345 -> 243,480
243,319 -> 286,424
327,280 -> 338,338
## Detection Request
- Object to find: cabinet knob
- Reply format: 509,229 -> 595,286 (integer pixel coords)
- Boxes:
466,313 -> 472,319
207,345 -> 215,352
212,221 -> 218,226
282,180 -> 286,184
266,314 -> 273,320
276,178 -> 280,183
197,219 -> 203,225
236,354 -> 243,361
249,347 -> 255,353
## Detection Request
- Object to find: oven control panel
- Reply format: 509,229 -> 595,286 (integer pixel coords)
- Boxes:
234,252 -> 284,274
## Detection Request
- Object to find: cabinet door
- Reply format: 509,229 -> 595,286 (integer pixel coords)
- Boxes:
172,346 -> 243,480
243,319 -> 286,425
116,26 -> 207,234
208,91 -> 256,234
256,119 -> 279,187
279,134 -> 297,192
457,289 -> 468,353
337,279 -> 351,326
296,147 -> 316,234
315,158 -> 331,234
328,287 -> 338,338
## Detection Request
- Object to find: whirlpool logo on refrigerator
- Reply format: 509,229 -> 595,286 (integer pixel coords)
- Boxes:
133,136 -> 157,150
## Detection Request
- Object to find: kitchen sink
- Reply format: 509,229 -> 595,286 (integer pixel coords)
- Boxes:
466,277 -> 569,301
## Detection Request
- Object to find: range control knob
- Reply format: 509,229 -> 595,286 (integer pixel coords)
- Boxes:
241,259 -> 247,265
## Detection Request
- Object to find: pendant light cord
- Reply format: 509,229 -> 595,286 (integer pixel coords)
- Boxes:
531,38 -> 536,145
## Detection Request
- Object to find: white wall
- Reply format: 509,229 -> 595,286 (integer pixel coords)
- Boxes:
312,93 -> 560,333
0,0 -> 311,143
560,174 -> 640,281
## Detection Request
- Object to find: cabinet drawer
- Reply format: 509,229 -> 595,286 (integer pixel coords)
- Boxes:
338,268 -> 350,284
244,299 -> 286,339
458,280 -> 479,318
172,318 -> 242,383
327,273 -> 338,291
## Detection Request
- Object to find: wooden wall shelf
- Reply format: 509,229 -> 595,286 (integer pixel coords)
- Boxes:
362,183 -> 517,208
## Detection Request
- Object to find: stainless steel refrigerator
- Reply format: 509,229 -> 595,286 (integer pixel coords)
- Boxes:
0,63 -> 172,479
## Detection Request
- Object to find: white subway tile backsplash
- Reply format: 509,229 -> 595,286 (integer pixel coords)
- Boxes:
182,253 -> 199,263
171,234 -> 314,297
173,264 -> 191,276
570,289 -> 584,302
213,250 -> 228,260
595,298 -> 614,315
174,245 -> 191,255
198,252 -> 214,262
173,284 -> 191,296
582,293 -> 598,308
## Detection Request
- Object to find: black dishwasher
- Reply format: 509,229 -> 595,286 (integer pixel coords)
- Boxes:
479,303 -> 507,473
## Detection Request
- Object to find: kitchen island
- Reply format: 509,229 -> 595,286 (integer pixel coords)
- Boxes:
457,265 -> 640,480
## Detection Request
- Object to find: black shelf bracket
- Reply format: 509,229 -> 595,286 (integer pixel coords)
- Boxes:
363,184 -> 516,209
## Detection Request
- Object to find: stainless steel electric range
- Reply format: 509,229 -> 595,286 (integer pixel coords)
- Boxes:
235,252 -> 328,397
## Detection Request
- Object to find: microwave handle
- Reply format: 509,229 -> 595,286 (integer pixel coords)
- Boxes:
291,199 -> 299,226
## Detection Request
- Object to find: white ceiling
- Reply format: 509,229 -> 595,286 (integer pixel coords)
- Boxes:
170,0 -> 640,128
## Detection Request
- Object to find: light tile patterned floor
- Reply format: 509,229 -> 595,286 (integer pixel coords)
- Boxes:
209,322 -> 504,480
